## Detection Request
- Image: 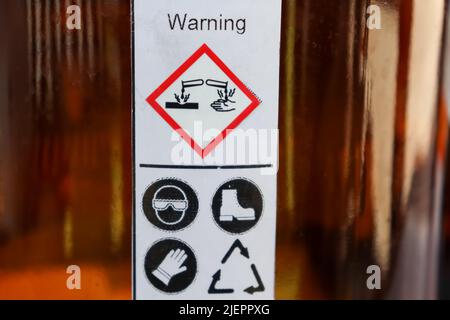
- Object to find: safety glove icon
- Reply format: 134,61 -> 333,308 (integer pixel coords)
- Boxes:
152,248 -> 188,286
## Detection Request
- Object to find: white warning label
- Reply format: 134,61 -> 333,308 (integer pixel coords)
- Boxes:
133,0 -> 282,299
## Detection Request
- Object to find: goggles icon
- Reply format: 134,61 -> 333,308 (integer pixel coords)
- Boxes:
152,199 -> 188,211
152,185 -> 189,225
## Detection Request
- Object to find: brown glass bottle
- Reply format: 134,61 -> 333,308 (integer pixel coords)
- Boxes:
277,0 -> 449,299
0,0 -> 131,299
438,2 -> 450,299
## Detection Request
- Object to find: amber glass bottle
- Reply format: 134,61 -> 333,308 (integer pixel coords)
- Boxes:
439,2 -> 450,299
0,0 -> 448,300
276,0 -> 449,299
0,0 -> 131,299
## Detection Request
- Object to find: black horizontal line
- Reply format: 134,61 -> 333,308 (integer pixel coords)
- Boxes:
139,164 -> 273,169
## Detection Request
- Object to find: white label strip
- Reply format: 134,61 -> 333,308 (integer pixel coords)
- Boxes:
133,0 -> 282,300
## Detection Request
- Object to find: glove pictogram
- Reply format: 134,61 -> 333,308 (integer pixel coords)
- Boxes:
152,248 -> 188,286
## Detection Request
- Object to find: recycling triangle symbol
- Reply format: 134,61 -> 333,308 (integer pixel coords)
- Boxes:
208,239 -> 265,295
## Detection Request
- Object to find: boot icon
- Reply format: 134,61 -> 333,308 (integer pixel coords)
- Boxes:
219,189 -> 256,222
212,179 -> 263,234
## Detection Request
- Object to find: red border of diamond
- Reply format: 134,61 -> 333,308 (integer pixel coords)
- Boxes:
146,43 -> 261,158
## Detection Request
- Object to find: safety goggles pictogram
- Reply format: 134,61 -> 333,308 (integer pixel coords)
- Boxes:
152,198 -> 188,211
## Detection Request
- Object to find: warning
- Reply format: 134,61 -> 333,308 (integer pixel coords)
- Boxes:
133,0 -> 282,300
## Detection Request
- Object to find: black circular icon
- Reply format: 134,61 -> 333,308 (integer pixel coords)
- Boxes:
212,178 -> 263,234
144,239 -> 197,293
143,179 -> 198,231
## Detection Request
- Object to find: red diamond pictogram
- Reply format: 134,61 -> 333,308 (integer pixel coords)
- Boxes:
146,44 -> 260,158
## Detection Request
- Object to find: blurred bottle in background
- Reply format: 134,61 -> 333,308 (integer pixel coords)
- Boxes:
0,0 -> 449,300
276,0 -> 449,299
0,0 -> 131,299
439,1 -> 450,300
